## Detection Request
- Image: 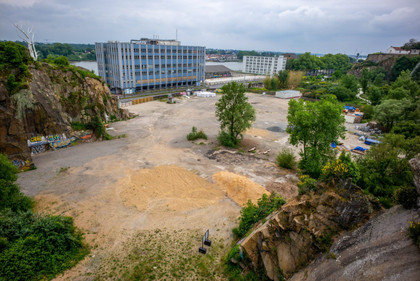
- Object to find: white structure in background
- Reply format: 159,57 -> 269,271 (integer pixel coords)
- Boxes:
275,90 -> 301,99
14,24 -> 38,60
386,46 -> 420,55
242,56 -> 286,76
204,75 -> 265,86
195,91 -> 216,97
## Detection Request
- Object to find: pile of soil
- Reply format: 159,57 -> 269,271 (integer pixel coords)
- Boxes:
212,171 -> 270,206
119,165 -> 225,212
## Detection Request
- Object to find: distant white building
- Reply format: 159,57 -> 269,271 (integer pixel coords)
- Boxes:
242,56 -> 286,76
386,46 -> 420,55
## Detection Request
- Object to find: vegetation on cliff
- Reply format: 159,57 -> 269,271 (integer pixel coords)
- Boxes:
0,154 -> 88,280
0,41 -> 129,164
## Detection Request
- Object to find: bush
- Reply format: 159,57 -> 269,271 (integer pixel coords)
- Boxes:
0,154 -> 33,212
394,186 -> 418,209
217,131 -> 238,148
321,152 -> 360,182
0,210 -> 88,280
186,126 -> 207,141
276,148 -> 297,169
53,56 -> 70,67
0,154 -> 88,280
232,193 -> 286,239
409,221 -> 420,249
297,174 -> 318,195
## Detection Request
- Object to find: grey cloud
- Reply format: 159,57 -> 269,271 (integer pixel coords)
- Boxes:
0,0 -> 419,54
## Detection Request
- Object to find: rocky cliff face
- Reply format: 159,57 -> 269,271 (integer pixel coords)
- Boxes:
237,180 -> 381,280
0,62 -> 129,166
290,206 -> 420,281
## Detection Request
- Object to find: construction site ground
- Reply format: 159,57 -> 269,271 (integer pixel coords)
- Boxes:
17,93 -> 365,280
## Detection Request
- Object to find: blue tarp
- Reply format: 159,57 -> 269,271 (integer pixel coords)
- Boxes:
352,146 -> 368,152
331,142 -> 337,148
343,106 -> 356,111
364,139 -> 381,145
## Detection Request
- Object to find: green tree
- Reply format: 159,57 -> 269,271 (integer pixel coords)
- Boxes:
53,56 -> 70,67
0,154 -> 33,212
277,70 -> 289,89
340,74 -> 358,95
287,95 -> 346,178
374,99 -> 411,130
368,85 -> 383,105
215,82 -> 256,147
389,70 -> 419,99
357,137 -> 414,208
360,69 -> 370,94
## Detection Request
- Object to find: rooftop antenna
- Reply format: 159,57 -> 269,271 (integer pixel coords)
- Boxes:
176,28 -> 178,41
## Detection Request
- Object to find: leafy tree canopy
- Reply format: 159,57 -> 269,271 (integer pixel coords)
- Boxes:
215,82 -> 256,147
287,95 -> 346,178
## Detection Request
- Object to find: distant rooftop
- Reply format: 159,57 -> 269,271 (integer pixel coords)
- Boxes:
130,38 -> 181,46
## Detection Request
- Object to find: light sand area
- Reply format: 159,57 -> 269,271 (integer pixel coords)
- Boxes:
16,93 -> 363,279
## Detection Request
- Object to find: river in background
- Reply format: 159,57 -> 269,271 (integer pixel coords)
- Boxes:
71,61 -> 99,75
71,61 -> 244,75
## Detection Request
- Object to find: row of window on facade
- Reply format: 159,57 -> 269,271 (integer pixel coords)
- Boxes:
122,48 -> 202,54
121,55 -> 201,60
122,69 -> 195,76
121,63 -> 197,69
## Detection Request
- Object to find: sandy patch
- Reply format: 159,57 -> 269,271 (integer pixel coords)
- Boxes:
246,127 -> 272,138
119,165 -> 225,212
213,171 -> 270,206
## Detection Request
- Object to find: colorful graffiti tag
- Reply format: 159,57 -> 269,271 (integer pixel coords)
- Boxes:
27,134 -> 78,155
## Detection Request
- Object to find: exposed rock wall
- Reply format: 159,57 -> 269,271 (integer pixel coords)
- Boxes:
290,206 -> 420,281
238,180 -> 381,280
0,62 -> 129,164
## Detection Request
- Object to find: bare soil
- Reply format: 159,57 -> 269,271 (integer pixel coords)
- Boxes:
17,93 -> 364,280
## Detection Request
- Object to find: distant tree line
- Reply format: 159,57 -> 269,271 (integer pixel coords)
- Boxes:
9,41 -> 96,61
402,38 -> 420,50
287,52 -> 352,72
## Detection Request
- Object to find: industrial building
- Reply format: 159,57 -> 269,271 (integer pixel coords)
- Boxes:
205,65 -> 232,79
242,55 -> 286,76
95,38 -> 205,94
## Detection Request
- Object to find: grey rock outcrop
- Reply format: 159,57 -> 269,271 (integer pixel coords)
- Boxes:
0,63 -> 130,165
239,180 -> 381,280
290,206 -> 420,281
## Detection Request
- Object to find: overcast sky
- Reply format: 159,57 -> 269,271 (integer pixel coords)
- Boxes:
1,0 -> 419,55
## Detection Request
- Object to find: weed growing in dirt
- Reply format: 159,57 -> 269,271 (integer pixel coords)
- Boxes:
276,148 -> 297,170
187,126 -> 208,141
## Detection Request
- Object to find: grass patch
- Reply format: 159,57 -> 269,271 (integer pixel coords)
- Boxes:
276,148 -> 297,170
186,126 -> 208,141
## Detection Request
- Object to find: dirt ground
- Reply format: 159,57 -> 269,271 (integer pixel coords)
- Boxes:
17,93 -> 366,280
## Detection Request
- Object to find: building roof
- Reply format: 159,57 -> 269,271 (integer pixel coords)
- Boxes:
390,46 -> 404,51
205,65 -> 232,73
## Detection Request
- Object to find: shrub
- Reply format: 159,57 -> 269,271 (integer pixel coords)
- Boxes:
0,153 -> 88,280
217,131 -> 237,148
0,154 -> 33,212
0,210 -> 88,280
321,152 -> 360,182
53,56 -> 70,67
409,221 -> 420,249
232,193 -> 286,239
394,186 -> 418,209
71,122 -> 87,131
297,174 -> 318,195
186,126 -> 207,141
276,148 -> 297,169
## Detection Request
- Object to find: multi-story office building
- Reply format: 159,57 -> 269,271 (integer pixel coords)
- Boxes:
95,38 -> 205,94
242,55 -> 287,76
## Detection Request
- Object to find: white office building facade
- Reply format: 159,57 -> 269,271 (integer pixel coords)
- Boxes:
242,56 -> 287,76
